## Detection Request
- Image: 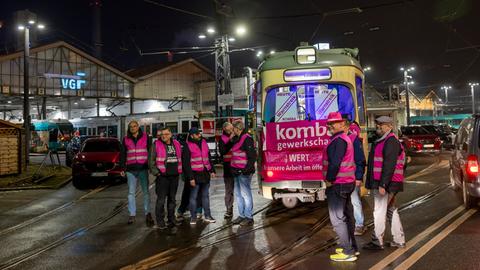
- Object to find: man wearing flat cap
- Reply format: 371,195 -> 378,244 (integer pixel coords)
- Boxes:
363,116 -> 406,250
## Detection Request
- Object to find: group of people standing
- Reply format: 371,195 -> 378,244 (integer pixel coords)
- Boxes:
324,112 -> 406,262
120,119 -> 257,230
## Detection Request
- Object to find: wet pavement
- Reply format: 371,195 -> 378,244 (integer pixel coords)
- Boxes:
0,152 -> 477,270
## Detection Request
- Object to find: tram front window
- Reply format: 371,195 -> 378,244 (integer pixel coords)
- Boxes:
264,83 -> 355,123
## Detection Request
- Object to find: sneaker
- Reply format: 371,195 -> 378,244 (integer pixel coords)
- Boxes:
363,242 -> 384,250
176,212 -> 185,222
388,241 -> 406,248
204,216 -> 216,223
224,212 -> 233,219
127,216 -> 135,225
335,248 -> 360,256
146,213 -> 154,227
232,217 -> 244,225
197,213 -> 203,219
240,218 -> 254,226
190,218 -> 197,225
154,221 -> 167,230
354,226 -> 366,236
330,252 -> 357,262
166,220 -> 180,227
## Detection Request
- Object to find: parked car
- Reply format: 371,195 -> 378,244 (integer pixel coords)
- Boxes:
399,126 -> 442,154
65,135 -> 98,167
450,116 -> 480,208
422,125 -> 455,150
71,138 -> 125,189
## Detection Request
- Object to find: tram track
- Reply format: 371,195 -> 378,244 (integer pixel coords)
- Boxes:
121,203 -> 327,270
266,183 -> 451,270
0,184 -> 110,237
0,183 -> 139,270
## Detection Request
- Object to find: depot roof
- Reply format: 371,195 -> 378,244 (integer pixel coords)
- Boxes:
0,41 -> 137,83
125,58 -> 214,80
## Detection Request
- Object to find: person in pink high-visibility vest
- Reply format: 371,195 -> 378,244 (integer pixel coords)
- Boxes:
149,127 -> 183,230
218,122 -> 235,219
324,112 -> 358,262
363,116 -> 406,250
121,120 -> 154,227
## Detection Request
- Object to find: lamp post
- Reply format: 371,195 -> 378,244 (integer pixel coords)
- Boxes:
18,18 -> 44,165
470,82 -> 479,114
441,85 -> 451,104
401,66 -> 415,125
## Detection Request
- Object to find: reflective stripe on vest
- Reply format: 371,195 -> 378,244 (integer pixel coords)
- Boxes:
231,133 -> 251,169
221,134 -> 233,162
187,139 -> 211,172
372,132 -> 405,183
124,134 -> 148,165
322,132 -> 355,183
155,139 -> 183,174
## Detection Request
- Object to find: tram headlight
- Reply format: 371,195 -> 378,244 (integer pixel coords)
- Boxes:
295,47 -> 317,64
267,170 -> 274,178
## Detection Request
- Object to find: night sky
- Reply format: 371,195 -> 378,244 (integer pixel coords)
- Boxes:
0,0 -> 479,96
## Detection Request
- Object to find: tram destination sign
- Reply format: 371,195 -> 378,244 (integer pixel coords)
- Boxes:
284,68 -> 331,82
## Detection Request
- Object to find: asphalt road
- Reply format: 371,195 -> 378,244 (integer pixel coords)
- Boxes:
0,152 -> 476,270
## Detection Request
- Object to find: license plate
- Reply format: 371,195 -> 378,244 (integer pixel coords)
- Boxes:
424,144 -> 434,148
92,172 -> 108,177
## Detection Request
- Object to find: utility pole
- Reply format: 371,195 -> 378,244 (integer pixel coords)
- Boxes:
23,26 -> 30,165
470,83 -> 479,114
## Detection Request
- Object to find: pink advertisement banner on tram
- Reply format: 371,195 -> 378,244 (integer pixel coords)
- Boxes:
263,120 -> 331,182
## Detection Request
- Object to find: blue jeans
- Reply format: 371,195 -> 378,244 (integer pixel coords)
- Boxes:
350,186 -> 364,227
234,174 -> 254,219
127,170 -> 150,216
189,183 -> 211,218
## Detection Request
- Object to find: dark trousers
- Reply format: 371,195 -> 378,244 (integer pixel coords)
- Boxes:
178,180 -> 202,214
224,176 -> 234,213
155,175 -> 179,223
326,185 -> 357,255
190,182 -> 211,218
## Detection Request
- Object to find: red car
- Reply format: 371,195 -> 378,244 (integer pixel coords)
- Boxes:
400,126 -> 442,154
72,138 -> 126,189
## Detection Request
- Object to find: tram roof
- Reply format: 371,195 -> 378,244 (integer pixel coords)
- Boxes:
258,48 -> 362,71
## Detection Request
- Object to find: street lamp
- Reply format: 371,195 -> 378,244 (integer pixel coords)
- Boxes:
18,16 -> 45,165
400,66 -> 415,125
441,85 -> 451,104
364,66 -> 372,72
469,82 -> 479,114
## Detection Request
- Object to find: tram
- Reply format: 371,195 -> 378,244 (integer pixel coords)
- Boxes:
255,46 -> 367,208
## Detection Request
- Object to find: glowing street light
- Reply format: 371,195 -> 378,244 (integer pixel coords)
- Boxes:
207,27 -> 215,34
198,34 -> 206,39
401,66 -> 415,125
441,85 -> 452,103
364,66 -> 372,72
236,25 -> 247,36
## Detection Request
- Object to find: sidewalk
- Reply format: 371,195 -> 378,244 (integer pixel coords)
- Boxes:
0,164 -> 72,190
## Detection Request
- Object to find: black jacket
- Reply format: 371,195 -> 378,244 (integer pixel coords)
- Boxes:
366,131 -> 404,193
182,138 -> 216,184
230,132 -> 257,176
325,131 -> 347,183
120,130 -> 152,172
218,132 -> 234,177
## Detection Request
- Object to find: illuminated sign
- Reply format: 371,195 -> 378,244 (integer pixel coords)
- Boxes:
61,72 -> 86,90
295,47 -> 316,64
284,68 -> 331,82
44,72 -> 86,90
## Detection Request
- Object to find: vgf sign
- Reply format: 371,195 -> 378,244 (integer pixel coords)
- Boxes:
44,72 -> 87,90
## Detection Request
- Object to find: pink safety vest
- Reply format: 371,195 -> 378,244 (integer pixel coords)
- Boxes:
322,132 -> 355,184
373,132 -> 405,183
231,133 -> 251,169
221,134 -> 233,162
124,134 -> 148,165
155,139 -> 183,174
187,138 -> 211,172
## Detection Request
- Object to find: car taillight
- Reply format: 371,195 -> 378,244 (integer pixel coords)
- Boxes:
466,155 -> 479,180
